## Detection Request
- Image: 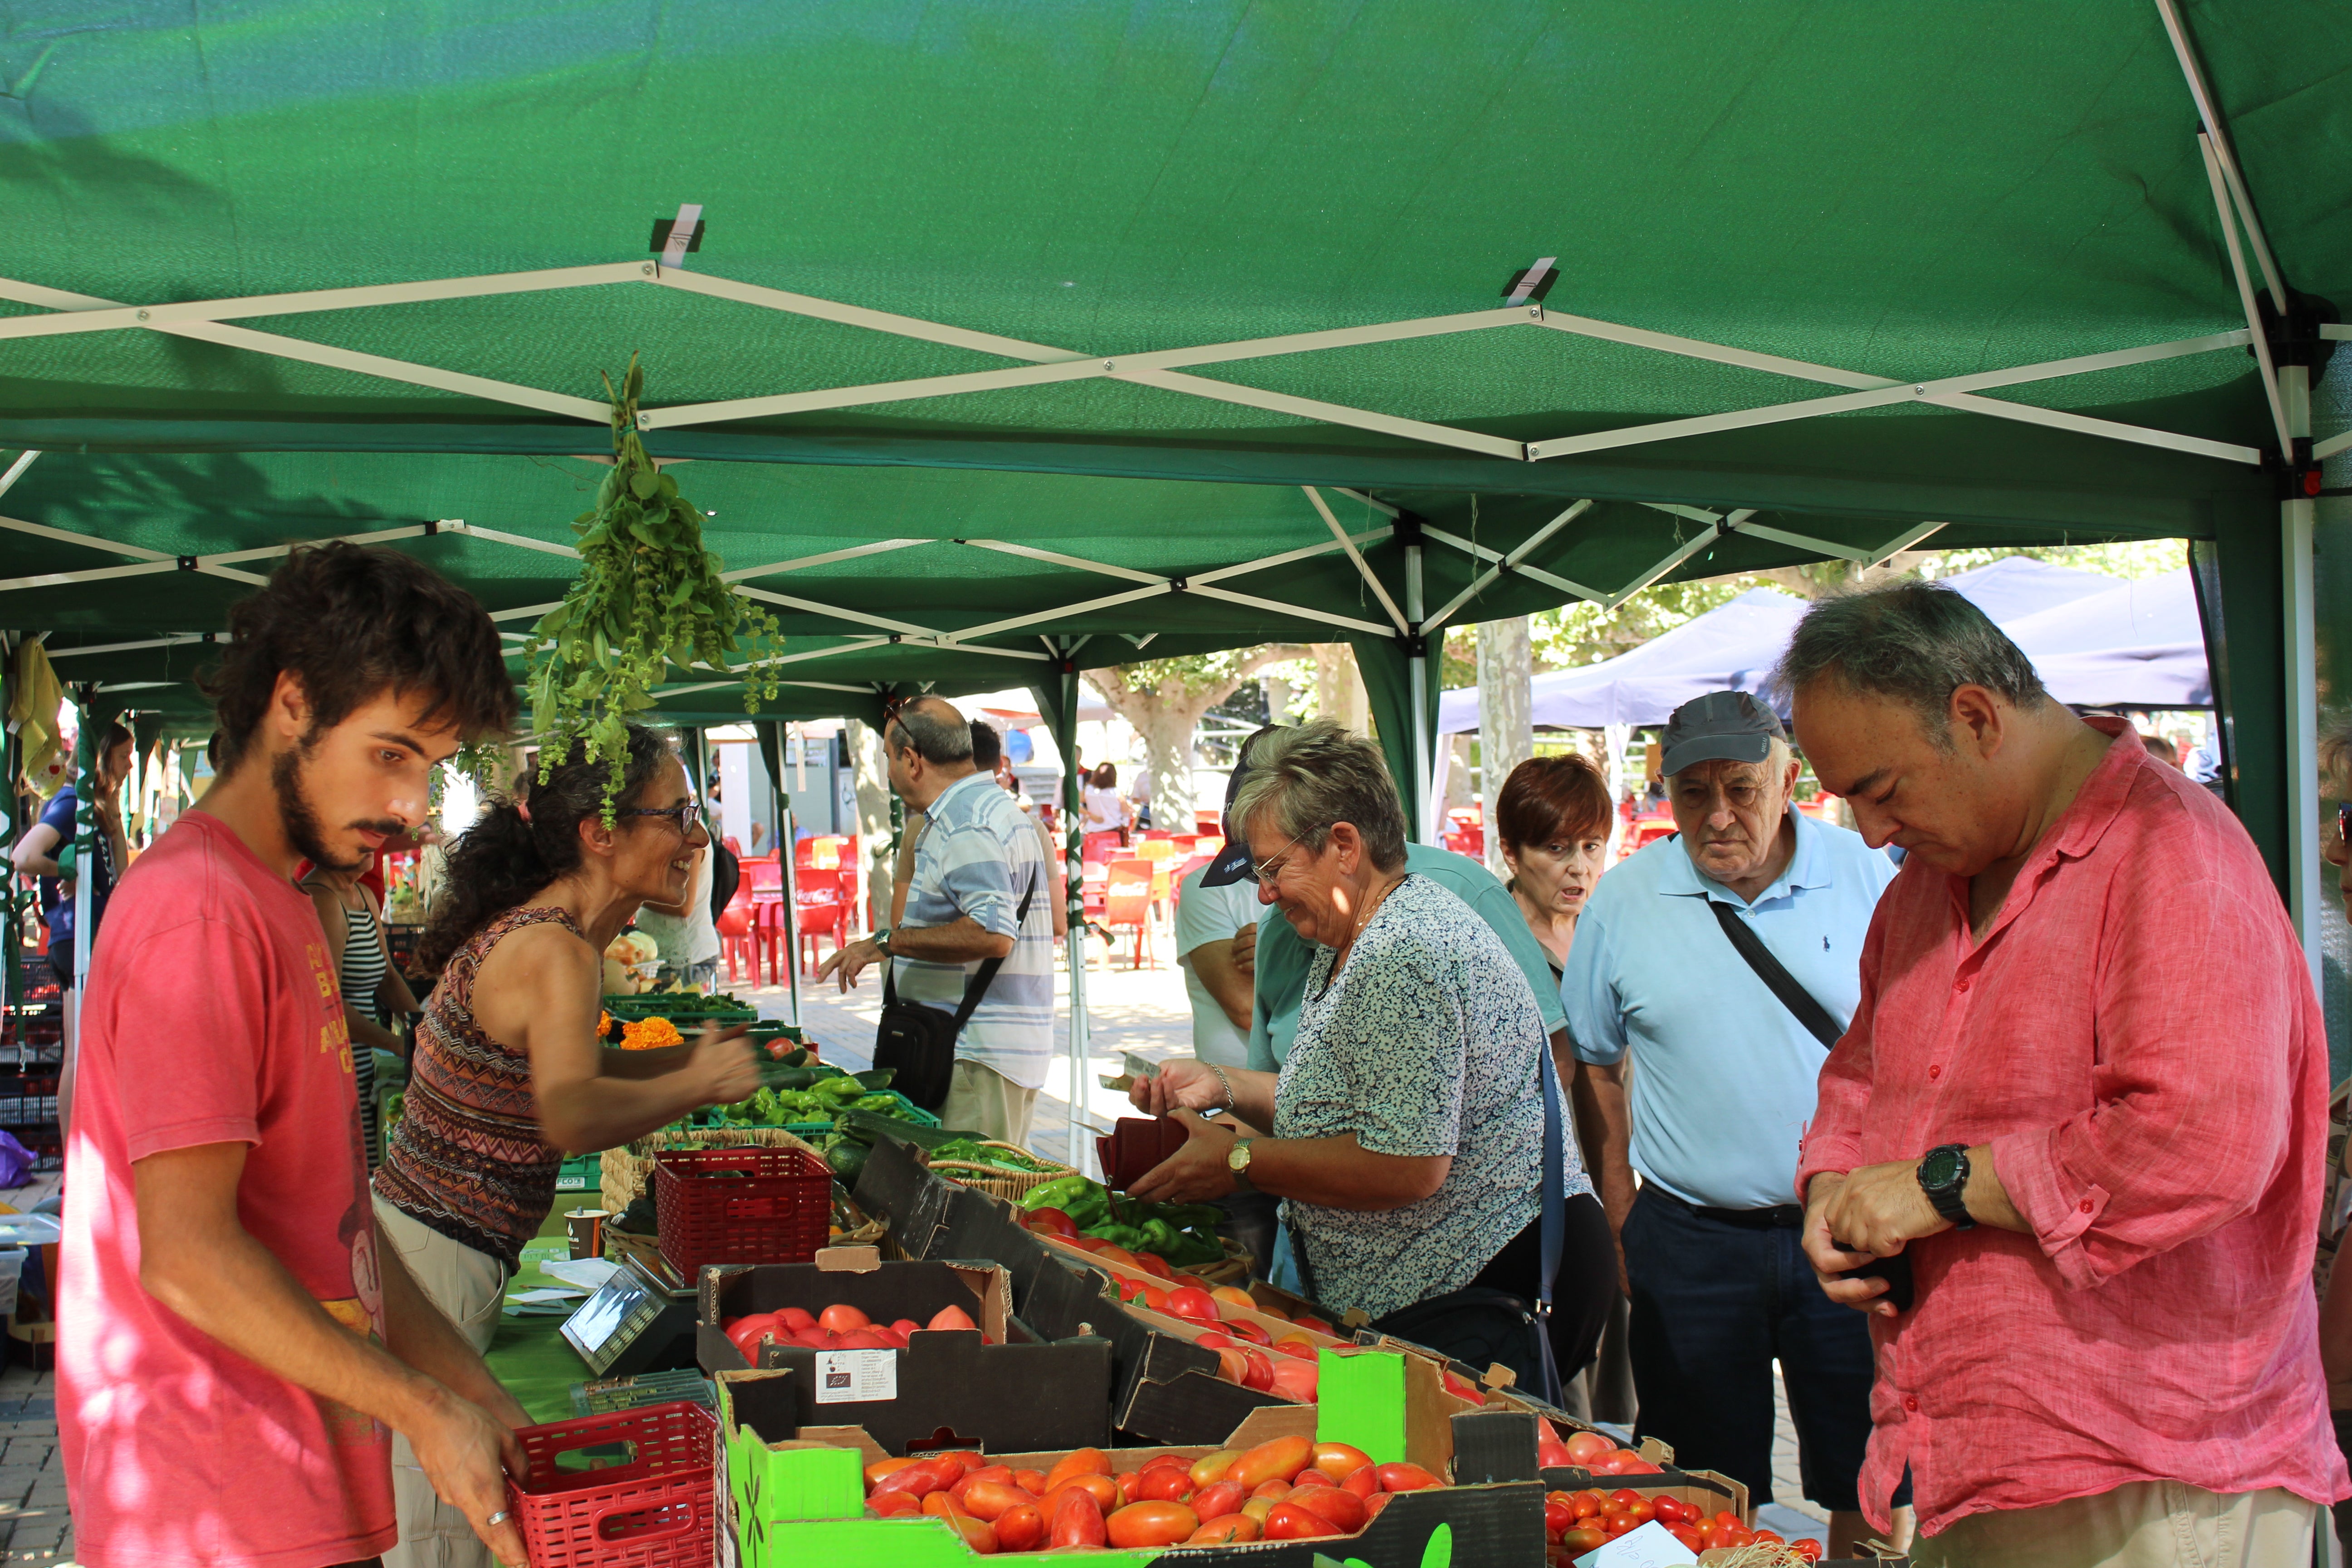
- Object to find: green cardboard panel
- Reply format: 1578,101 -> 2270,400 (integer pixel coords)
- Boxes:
1314,1351 -> 1407,1468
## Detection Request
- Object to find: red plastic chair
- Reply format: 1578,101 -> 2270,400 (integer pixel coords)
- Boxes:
1102,858 -> 1157,969
793,836 -> 816,869
717,887 -> 761,986
794,867 -> 848,976
1081,830 -> 1123,867
744,856 -> 783,894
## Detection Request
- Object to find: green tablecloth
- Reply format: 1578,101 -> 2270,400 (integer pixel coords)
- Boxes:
483,1210 -> 598,1423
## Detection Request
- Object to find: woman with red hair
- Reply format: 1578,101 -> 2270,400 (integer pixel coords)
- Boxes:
1494,753 -> 1614,980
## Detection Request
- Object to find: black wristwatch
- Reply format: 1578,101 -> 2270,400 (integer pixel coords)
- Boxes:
1917,1143 -> 1975,1230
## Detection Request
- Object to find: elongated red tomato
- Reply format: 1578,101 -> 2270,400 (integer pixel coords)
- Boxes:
1106,1501 -> 1199,1548
1048,1487 -> 1107,1548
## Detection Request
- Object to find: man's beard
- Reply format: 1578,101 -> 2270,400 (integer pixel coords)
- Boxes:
272,745 -> 403,873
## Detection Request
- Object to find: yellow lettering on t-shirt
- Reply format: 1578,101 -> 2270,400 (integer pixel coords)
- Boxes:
306,941 -> 340,1003
320,1013 -> 351,1072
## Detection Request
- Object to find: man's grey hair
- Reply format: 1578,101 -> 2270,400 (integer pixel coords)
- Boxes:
2320,708 -> 2352,794
1774,581 -> 2048,747
888,696 -> 973,764
1230,718 -> 1408,874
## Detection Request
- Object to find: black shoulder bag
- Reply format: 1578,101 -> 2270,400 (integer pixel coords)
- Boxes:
872,870 -> 1038,1112
1710,899 -> 1914,1307
1300,1048 -> 1573,1407
1707,900 -> 1841,1048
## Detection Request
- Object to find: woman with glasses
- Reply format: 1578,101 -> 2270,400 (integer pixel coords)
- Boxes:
371,726 -> 760,1568
1128,720 -> 1613,1395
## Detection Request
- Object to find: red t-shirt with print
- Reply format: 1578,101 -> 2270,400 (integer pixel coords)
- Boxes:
60,810 -> 392,1568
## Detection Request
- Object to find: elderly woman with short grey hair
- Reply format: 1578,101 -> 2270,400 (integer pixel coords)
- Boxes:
1128,719 -> 1612,1387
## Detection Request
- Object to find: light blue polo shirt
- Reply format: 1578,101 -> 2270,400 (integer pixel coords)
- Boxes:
1562,811 -> 1894,1210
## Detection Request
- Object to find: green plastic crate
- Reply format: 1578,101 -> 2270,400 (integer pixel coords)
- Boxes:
553,1154 -> 602,1193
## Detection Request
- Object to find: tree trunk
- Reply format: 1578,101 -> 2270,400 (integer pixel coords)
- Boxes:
1311,644 -> 1369,734
1133,702 -> 1207,832
848,719 -> 897,931
1476,617 -> 1534,879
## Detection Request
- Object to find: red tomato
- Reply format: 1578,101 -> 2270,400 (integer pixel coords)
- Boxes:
1191,1480 -> 1246,1521
1129,1251 -> 1174,1281
1227,1319 -> 1273,1346
1563,1430 -> 1614,1468
949,1465 -> 1012,1503
959,1482 -> 1038,1522
1025,1206 -> 1081,1239
1623,1499 -> 1656,1527
1340,1465 -> 1379,1500
1362,1493 -> 1394,1523
942,1511 -> 999,1554
816,1303 -> 871,1333
1134,1467 -> 1193,1504
994,1504 -> 1044,1553
1791,1539 -> 1824,1563
864,1456 -> 919,1490
935,1451 -> 986,1475
1570,1490 -> 1603,1519
870,1458 -> 959,1499
1047,1487 -> 1107,1548
776,1307 -> 816,1332
866,1491 -> 921,1518
1164,1286 -> 1220,1321
1545,1499 -> 1572,1536
1250,1479 -> 1294,1500
1187,1514 -> 1262,1543
1312,1443 -> 1375,1482
1042,1475 -> 1119,1515
1227,1436 -> 1312,1490
1288,1482 -> 1367,1533
1375,1462 -> 1444,1493
1189,1450 -> 1237,1489
1651,1495 -> 1683,1525
1752,1529 -> 1786,1545
1560,1525 -> 1607,1552
833,1328 -> 893,1350
1042,1448 -> 1112,1490
1105,1501 -> 1199,1548
1671,1524 -> 1704,1553
1011,1469 -> 1047,1496
1262,1502 -> 1338,1540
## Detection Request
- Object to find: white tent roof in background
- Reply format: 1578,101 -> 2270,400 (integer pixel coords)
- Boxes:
1436,557 -> 2208,733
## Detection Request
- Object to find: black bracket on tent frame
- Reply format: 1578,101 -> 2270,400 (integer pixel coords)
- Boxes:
176,555 -> 198,571
2252,288 -> 2339,380
1502,259 -> 1559,306
1167,577 -> 1188,592
649,216 -> 705,255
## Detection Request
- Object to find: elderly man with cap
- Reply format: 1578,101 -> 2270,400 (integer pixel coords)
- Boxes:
1560,690 -> 1902,1556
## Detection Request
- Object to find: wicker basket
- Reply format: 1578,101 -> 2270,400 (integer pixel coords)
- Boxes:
924,1141 -> 1077,1204
599,1125 -> 825,1218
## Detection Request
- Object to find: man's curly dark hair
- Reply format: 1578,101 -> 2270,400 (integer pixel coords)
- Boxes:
203,541 -> 517,765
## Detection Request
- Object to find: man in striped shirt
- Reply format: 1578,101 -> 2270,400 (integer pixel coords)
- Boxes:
821,697 -> 1054,1142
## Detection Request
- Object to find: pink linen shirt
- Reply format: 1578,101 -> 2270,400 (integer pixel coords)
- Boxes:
1796,722 -> 2347,1536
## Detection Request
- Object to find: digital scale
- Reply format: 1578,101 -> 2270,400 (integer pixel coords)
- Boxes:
559,1253 -> 701,1377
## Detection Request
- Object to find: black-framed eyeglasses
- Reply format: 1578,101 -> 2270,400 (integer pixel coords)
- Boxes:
621,802 -> 705,837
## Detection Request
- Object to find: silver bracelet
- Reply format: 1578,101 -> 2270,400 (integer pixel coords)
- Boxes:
1206,1063 -> 1237,1119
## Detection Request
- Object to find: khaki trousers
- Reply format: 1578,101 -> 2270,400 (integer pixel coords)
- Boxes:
374,1196 -> 507,1568
1911,1481 -> 2317,1568
938,1058 -> 1039,1146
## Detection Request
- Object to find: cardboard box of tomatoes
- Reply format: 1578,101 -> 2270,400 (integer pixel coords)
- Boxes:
697,1248 -> 1115,1456
718,1345 -> 1549,1566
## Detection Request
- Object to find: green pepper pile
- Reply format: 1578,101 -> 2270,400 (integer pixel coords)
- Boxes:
1020,1175 -> 1225,1267
929,1138 -> 1060,1173
717,1074 -> 912,1129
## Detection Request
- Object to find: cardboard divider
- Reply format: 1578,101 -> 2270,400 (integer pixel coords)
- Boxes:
700,1254 -> 1112,1456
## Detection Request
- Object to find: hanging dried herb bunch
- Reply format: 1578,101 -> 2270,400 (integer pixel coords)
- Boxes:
522,356 -> 782,814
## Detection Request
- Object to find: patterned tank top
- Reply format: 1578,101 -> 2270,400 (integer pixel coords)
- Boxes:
372,906 -> 577,1271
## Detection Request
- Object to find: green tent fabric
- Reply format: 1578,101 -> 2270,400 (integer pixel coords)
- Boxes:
0,0 -> 2343,890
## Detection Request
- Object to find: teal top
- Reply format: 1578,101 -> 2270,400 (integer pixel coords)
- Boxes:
1245,841 -> 1570,1073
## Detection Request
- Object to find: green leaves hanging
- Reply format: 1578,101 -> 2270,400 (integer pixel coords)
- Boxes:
521,356 -> 784,815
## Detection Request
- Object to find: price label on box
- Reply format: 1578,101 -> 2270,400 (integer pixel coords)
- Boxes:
813,1349 -> 898,1405
1574,1519 -> 1698,1568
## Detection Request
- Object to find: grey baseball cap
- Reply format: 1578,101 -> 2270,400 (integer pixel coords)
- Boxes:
1661,690 -> 1787,777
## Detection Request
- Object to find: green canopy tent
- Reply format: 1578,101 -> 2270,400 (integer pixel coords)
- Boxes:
2,2 -> 2347,1141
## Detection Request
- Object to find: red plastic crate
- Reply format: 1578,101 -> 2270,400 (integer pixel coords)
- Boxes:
508,1400 -> 715,1568
651,1145 -> 831,1279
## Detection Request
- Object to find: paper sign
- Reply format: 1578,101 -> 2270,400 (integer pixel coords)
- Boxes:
814,1348 -> 899,1405
1573,1519 -> 1698,1568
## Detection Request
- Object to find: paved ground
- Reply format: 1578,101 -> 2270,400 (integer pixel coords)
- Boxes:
0,1363 -> 67,1564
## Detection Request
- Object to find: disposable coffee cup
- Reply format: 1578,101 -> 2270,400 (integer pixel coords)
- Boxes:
565,1208 -> 609,1260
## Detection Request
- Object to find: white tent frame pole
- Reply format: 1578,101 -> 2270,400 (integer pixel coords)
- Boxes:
1421,499 -> 1597,632
1419,524 -> 1613,608
0,264 -> 2263,467
2196,135 -> 2294,457
2152,0 -> 2288,306
1604,512 -> 1754,611
1867,522 -> 1949,567
1302,487 -> 1410,635
2282,363 -> 2322,990
0,451 -> 38,501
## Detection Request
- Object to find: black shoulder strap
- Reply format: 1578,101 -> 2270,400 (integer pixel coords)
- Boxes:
1708,898 -> 1843,1049
946,868 -> 1040,1032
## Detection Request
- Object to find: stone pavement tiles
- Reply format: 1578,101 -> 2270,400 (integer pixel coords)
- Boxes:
0,1362 -> 69,1563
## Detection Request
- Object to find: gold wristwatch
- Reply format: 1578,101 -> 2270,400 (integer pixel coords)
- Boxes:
1226,1138 -> 1255,1192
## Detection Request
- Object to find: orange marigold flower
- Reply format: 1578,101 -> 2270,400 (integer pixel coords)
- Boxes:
619,1016 -> 684,1051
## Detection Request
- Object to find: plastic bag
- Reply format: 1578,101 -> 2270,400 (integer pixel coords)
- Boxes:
0,1131 -> 35,1190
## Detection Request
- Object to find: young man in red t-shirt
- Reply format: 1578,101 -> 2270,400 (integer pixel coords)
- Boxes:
61,542 -> 528,1568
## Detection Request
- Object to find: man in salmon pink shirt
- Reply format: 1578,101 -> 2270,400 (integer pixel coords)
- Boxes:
61,543 -> 527,1568
1779,582 -> 2345,1568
